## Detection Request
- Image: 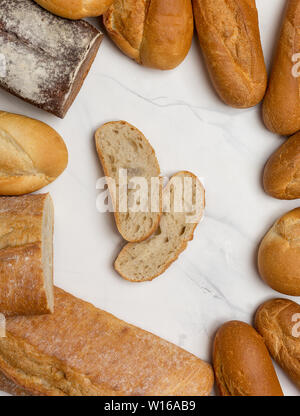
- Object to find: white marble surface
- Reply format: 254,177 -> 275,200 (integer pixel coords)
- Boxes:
0,0 -> 299,397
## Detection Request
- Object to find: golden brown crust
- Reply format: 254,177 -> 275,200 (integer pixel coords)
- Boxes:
0,371 -> 31,396
34,0 -> 113,19
103,0 -> 194,70
255,298 -> 300,390
213,320 -> 283,396
0,111 -> 68,196
0,287 -> 214,396
0,194 -> 54,317
193,0 -> 267,108
258,208 -> 300,296
263,132 -> 300,200
263,0 -> 300,135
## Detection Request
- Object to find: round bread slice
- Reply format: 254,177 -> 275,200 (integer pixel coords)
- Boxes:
95,121 -> 162,243
115,171 -> 205,282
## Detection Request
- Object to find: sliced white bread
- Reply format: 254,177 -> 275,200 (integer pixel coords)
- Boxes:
115,171 -> 205,282
95,121 -> 162,242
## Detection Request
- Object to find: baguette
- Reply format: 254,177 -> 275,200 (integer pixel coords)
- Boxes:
34,0 -> 113,19
0,0 -> 103,118
263,0 -> 300,135
95,121 -> 162,243
103,0 -> 194,70
0,111 -> 68,195
0,287 -> 214,396
256,298 -> 300,390
213,321 -> 283,396
115,171 -> 205,282
263,132 -> 300,200
0,194 -> 54,317
193,0 -> 267,108
258,208 -> 300,296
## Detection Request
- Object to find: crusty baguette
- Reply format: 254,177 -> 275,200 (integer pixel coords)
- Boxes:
95,121 -> 162,243
258,208 -> 300,296
263,132 -> 300,200
0,111 -> 68,195
115,171 -> 205,282
103,0 -> 194,70
0,287 -> 214,396
213,321 -> 283,396
0,194 -> 54,317
193,0 -> 267,108
256,298 -> 300,390
263,0 -> 300,135
34,0 -> 113,19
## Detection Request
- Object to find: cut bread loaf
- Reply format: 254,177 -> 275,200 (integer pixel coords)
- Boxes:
95,121 -> 162,243
0,194 -> 54,317
263,132 -> 300,200
0,111 -> 68,195
115,171 -> 205,282
0,287 -> 214,396
34,0 -> 113,19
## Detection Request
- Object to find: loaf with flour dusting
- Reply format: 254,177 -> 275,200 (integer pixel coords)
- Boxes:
0,0 -> 103,118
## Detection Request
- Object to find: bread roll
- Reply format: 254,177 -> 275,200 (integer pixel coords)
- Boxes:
258,208 -> 300,296
0,194 -> 54,317
256,298 -> 300,390
103,0 -> 194,70
0,111 -> 68,196
263,0 -> 300,135
0,287 -> 214,396
34,0 -> 113,19
213,321 -> 283,396
193,0 -> 267,108
263,133 -> 300,200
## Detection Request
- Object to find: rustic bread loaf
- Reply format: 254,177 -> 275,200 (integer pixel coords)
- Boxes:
256,298 -> 300,390
0,0 -> 103,118
0,194 -> 54,317
263,0 -> 300,135
103,0 -> 194,70
258,208 -> 300,296
0,287 -> 214,396
263,132 -> 300,200
95,121 -> 162,243
213,321 -> 283,396
0,111 -> 68,195
115,171 -> 205,282
34,0 -> 113,19
193,0 -> 267,108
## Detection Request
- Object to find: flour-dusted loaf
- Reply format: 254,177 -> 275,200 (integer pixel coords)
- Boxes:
115,171 -> 205,282
263,0 -> 300,135
0,194 -> 54,317
103,0 -> 194,70
0,287 -> 214,396
34,0 -> 113,19
263,132 -> 300,200
0,111 -> 68,195
258,208 -> 300,296
95,121 -> 162,243
0,0 -> 103,118
193,0 -> 267,108
256,298 -> 300,390
213,321 -> 283,396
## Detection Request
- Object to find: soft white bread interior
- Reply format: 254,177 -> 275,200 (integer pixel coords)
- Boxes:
33,0 -> 113,19
115,171 -> 205,282
95,121 -> 161,243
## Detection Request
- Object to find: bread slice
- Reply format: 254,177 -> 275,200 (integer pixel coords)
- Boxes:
0,287 -> 214,396
95,121 -> 162,242
115,171 -> 205,282
0,194 -> 54,317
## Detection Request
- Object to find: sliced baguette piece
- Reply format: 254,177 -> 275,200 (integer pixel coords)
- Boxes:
0,287 -> 214,396
95,121 -> 162,243
0,194 -> 54,317
115,171 -> 205,282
